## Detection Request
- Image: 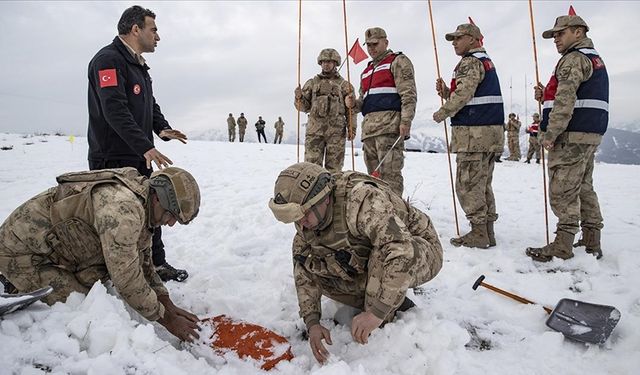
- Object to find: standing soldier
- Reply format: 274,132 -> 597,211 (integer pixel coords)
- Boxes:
505,113 -> 521,161
295,48 -> 356,173
274,116 -> 285,144
268,162 -> 443,364
237,113 -> 248,142
227,113 -> 236,142
432,23 -> 505,249
526,13 -> 608,261
346,28 -> 417,195
255,116 -> 267,143
525,113 -> 541,164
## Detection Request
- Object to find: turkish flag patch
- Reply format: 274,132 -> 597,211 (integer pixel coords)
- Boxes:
98,69 -> 118,88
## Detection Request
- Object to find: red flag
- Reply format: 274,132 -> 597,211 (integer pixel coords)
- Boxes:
98,68 -> 118,88
468,16 -> 484,46
568,5 -> 576,15
348,38 -> 368,64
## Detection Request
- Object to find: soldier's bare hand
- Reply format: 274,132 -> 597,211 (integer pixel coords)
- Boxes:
400,124 -> 411,138
159,129 -> 188,144
294,86 -> 303,100
435,78 -> 449,98
351,311 -> 383,344
157,295 -> 200,342
432,110 -> 446,123
542,139 -> 554,151
144,148 -> 173,170
308,324 -> 332,363
534,83 -> 545,102
345,93 -> 355,109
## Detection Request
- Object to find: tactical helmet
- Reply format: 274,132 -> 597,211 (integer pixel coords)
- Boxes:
509,113 -> 516,118
268,162 -> 334,223
149,167 -> 201,224
317,48 -> 341,66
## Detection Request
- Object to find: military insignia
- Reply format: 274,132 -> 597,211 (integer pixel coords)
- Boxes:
133,84 -> 141,95
482,60 -> 494,71
401,67 -> 414,80
557,66 -> 572,80
591,57 -> 605,70
279,169 -> 300,179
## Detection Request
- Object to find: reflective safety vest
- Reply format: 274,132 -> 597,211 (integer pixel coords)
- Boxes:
360,53 -> 402,116
540,48 -> 609,134
450,52 -> 504,126
528,122 -> 540,137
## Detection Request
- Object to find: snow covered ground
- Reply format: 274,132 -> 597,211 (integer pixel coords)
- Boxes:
0,133 -> 638,375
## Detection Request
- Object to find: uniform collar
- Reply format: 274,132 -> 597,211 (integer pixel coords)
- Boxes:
372,49 -> 393,65
564,37 -> 594,55
117,36 -> 147,66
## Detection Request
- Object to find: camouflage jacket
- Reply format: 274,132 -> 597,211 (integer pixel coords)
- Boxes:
506,118 -> 521,133
353,50 -> 417,140
227,116 -> 236,129
292,172 -> 439,328
237,116 -> 248,129
436,48 -> 504,152
541,38 -> 602,145
275,120 -> 284,132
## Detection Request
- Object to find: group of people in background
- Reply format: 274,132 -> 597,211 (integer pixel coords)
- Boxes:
226,113 -> 285,144
500,112 -> 541,164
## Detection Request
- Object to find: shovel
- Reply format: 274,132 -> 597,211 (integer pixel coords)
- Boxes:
472,275 -> 620,345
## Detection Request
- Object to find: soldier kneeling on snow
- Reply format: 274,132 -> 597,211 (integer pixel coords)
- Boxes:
0,167 -> 201,341
268,162 -> 443,363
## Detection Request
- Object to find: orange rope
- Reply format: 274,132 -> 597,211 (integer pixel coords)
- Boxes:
528,0 -> 550,245
427,0 -> 460,236
296,0 -> 302,163
341,0 -> 355,170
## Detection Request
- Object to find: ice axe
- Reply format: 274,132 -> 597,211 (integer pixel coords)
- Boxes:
472,275 -> 621,345
371,135 -> 403,178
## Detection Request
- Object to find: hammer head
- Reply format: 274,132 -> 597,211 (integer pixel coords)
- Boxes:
472,275 -> 486,290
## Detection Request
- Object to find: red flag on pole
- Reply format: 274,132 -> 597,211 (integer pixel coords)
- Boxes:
568,5 -> 577,15
468,16 -> 484,46
348,38 -> 368,64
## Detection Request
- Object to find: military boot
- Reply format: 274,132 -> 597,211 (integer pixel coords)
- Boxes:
574,228 -> 603,259
536,159 -> 540,164
525,231 -> 575,262
486,221 -> 497,247
155,262 -> 189,282
524,158 -> 531,164
450,223 -> 490,249
0,274 -> 18,295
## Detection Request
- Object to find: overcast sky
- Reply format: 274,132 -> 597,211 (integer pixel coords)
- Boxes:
0,0 -> 638,137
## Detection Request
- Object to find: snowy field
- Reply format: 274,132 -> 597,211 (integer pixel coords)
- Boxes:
0,133 -> 639,375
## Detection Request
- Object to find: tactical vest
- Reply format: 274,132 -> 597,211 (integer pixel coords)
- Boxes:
360,52 -> 402,116
450,52 -> 504,126
309,74 -> 347,119
294,172 -> 409,282
541,48 -> 609,135
45,168 -> 149,273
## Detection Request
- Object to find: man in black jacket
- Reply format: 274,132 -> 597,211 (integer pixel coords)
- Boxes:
87,5 -> 189,282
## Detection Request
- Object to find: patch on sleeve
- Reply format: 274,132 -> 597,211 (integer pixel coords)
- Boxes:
98,69 -> 118,88
557,66 -> 572,81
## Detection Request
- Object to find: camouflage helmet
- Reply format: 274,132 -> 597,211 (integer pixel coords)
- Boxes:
509,113 -> 516,118
317,48 -> 341,66
268,162 -> 334,223
149,167 -> 201,224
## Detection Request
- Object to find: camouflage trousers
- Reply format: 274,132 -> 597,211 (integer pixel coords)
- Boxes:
314,236 -> 443,321
304,131 -> 346,173
548,142 -> 603,234
526,136 -> 541,160
274,131 -> 283,144
363,134 -> 404,196
228,128 -> 236,142
239,128 -> 246,142
455,152 -> 498,225
507,132 -> 521,159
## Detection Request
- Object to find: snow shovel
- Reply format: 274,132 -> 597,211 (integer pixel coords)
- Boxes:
472,275 -> 620,345
371,135 -> 403,178
0,285 -> 53,316
200,315 -> 294,370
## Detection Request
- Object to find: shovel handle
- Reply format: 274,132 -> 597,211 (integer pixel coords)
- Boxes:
473,275 -> 552,314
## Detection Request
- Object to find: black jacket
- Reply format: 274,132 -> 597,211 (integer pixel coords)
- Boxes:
87,37 -> 171,162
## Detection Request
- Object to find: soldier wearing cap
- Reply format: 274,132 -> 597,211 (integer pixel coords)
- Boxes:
525,113 -> 541,164
432,23 -> 505,249
505,113 -> 522,161
295,48 -> 356,172
0,167 -> 202,341
237,113 -> 248,142
227,113 -> 236,142
268,162 -> 443,363
345,27 -> 417,195
526,14 -> 608,262
274,116 -> 285,144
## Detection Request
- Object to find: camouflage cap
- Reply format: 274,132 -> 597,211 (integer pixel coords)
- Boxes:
317,48 -> 341,66
542,15 -> 589,39
445,23 -> 483,41
150,167 -> 201,225
509,113 -> 516,118
268,162 -> 334,223
533,113 -> 540,118
365,27 -> 387,43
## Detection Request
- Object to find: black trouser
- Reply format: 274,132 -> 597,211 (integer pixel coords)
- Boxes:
88,159 -> 166,266
257,129 -> 267,143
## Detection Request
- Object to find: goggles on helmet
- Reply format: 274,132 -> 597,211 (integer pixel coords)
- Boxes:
149,175 -> 181,220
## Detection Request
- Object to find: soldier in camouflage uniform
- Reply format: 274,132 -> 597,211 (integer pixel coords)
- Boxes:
432,23 -> 505,249
526,14 -> 608,261
525,113 -> 541,163
227,113 -> 236,142
268,162 -> 443,363
237,113 -> 248,142
346,28 -> 417,196
295,48 -> 356,173
505,113 -> 522,161
0,167 -> 201,341
274,116 -> 285,144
